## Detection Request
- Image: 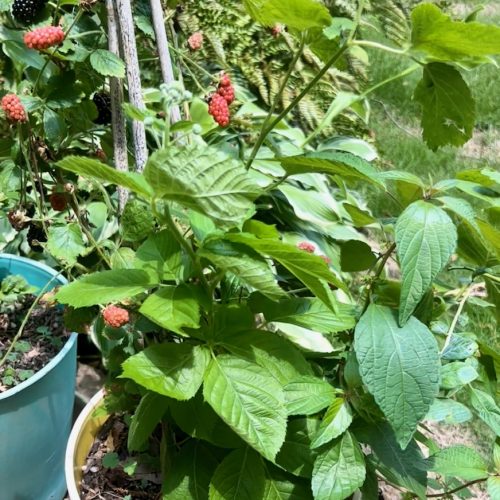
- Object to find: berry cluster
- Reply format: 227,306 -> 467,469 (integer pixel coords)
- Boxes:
187,32 -> 203,51
1,94 -> 27,123
12,0 -> 46,24
208,73 -> 235,127
24,26 -> 65,50
102,305 -> 129,328
93,92 -> 112,125
208,94 -> 230,127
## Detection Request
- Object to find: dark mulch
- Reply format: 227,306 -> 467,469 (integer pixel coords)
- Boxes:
80,414 -> 162,500
0,294 -> 69,392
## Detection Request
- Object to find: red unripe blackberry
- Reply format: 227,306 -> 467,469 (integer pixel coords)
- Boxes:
24,25 -> 65,50
297,241 -> 315,253
319,255 -> 332,265
92,92 -> 112,125
102,305 -> 129,328
12,0 -> 46,24
219,73 -> 231,87
49,192 -> 68,211
1,94 -> 28,123
217,85 -> 235,105
187,32 -> 203,50
208,93 -> 230,127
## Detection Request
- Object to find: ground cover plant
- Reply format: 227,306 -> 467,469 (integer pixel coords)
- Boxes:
1,0 -> 500,498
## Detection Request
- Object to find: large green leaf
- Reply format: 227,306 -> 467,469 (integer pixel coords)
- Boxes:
413,63 -> 475,150
144,145 -> 258,228
354,305 -> 440,448
164,441 -> 219,500
127,392 -> 169,452
273,322 -> 335,354
200,239 -> 285,301
396,201 -> 457,324
169,392 -> 243,449
134,229 -> 182,280
218,329 -> 312,385
139,285 -> 200,335
469,387 -> 500,435
209,448 -> 265,500
46,223 -> 85,266
284,376 -> 336,416
311,398 -> 353,449
56,269 -> 155,307
355,423 -> 427,498
121,343 -> 210,400
263,464 -> 313,500
89,49 -> 125,78
250,295 -> 355,334
427,445 -> 488,481
311,432 -> 366,500
226,233 -> 347,308
203,355 -> 287,461
425,398 -> 472,425
276,417 -> 320,478
340,240 -> 377,272
276,151 -> 383,187
243,0 -> 331,30
488,477 -> 500,500
56,156 -> 153,198
410,3 -> 500,62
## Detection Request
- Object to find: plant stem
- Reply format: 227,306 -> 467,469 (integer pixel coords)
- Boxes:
426,477 -> 488,497
0,274 -> 60,369
361,242 -> 396,314
245,42 -> 349,170
440,282 -> 474,354
351,39 -> 409,55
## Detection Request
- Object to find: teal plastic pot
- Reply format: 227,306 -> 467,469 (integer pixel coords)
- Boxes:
0,254 -> 77,500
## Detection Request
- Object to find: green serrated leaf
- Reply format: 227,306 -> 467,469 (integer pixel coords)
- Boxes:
276,151 -> 383,187
284,376 -> 336,416
343,203 -> 376,227
312,432 -> 366,500
427,445 -> 488,481
57,156 -> 153,199
90,49 -> 125,78
56,269 -> 155,307
121,343 -> 210,400
425,398 -> 472,425
218,329 -> 312,385
414,63 -> 475,150
128,392 -> 168,452
469,387 -> 500,435
226,232 -> 347,308
340,240 -> 376,272
169,391 -> 243,449
200,239 -> 285,301
209,448 -> 265,500
276,417 -> 319,478
263,463 -> 313,500
354,305 -> 440,448
144,145 -> 258,228
139,285 -> 200,335
250,295 -> 355,334
243,0 -> 331,30
355,423 -> 427,498
46,223 -> 85,266
410,3 -> 500,62
396,201 -> 457,324
44,108 -> 67,144
203,355 -> 287,461
164,441 -> 219,499
311,398 -> 353,449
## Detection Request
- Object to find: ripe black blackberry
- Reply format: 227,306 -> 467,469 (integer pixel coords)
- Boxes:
12,0 -> 46,24
92,92 -> 112,125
